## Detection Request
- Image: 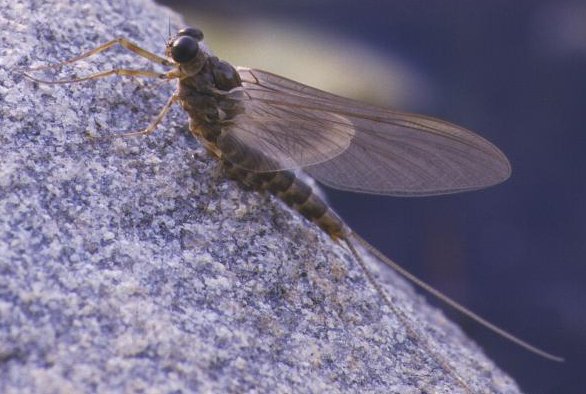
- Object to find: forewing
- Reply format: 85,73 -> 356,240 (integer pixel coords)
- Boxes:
227,67 -> 510,196
217,69 -> 355,172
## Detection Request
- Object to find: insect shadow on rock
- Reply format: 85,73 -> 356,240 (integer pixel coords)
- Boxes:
22,26 -> 564,390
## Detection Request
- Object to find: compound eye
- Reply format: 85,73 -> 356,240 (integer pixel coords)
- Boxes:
171,36 -> 199,63
177,27 -> 204,41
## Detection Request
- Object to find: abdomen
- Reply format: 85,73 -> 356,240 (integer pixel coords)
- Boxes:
222,162 -> 346,239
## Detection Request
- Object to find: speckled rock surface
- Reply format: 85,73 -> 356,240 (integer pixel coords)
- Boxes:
0,1 -> 521,393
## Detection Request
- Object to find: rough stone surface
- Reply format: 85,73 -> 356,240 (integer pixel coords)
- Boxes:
0,1 -> 521,393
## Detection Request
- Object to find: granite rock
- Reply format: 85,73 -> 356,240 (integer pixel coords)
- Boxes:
0,0 -> 521,393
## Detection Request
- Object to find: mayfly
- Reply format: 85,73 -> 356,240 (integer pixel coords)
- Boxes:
23,26 -> 563,386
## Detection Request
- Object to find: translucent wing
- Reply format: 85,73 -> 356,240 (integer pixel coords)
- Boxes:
220,67 -> 511,196
217,71 -> 355,173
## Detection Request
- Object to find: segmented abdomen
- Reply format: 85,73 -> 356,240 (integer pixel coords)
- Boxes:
222,162 -> 346,239
179,75 -> 345,239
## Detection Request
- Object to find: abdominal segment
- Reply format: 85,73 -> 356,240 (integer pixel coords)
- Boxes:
222,162 -> 346,239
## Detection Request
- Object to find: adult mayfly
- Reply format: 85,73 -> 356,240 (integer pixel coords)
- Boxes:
23,26 -> 563,386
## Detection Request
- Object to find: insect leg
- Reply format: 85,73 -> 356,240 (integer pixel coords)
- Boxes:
25,38 -> 172,72
94,93 -> 178,139
22,68 -> 168,85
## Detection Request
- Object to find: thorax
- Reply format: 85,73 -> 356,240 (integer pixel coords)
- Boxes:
176,57 -> 243,145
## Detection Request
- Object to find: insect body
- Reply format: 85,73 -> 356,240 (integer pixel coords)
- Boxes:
23,26 -> 563,389
170,39 -> 348,239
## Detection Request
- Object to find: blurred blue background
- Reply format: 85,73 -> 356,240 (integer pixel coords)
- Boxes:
157,1 -> 586,392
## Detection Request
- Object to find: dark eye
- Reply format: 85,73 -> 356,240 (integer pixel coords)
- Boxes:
171,36 -> 199,63
177,27 -> 204,41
